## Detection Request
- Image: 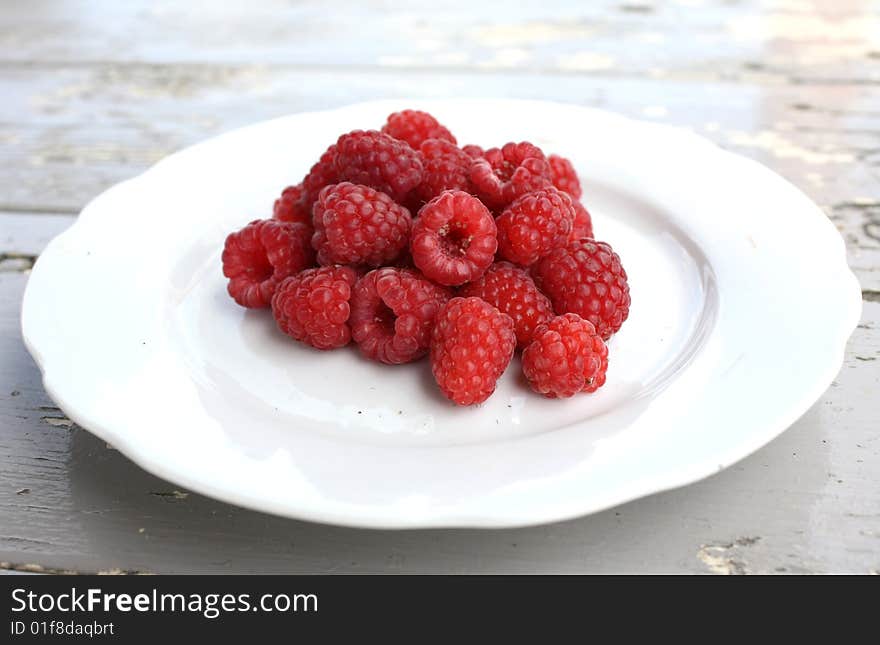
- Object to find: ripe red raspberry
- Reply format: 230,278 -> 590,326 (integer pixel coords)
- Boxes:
569,200 -> 594,242
522,313 -> 608,398
222,219 -> 315,308
301,143 -> 339,208
496,187 -> 576,266
531,239 -> 630,340
350,267 -> 451,364
459,262 -> 554,349
271,266 -> 358,350
462,144 -> 485,159
548,154 -> 582,200
273,184 -> 312,226
415,138 -> 472,204
411,190 -> 497,286
333,130 -> 423,202
381,109 -> 456,150
430,297 -> 516,406
469,142 -> 552,209
311,182 -> 413,267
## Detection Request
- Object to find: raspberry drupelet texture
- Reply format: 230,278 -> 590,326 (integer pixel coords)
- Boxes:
415,138 -> 473,205
522,313 -> 608,398
222,219 -> 315,309
469,142 -> 552,210
301,143 -> 339,208
461,144 -> 485,159
333,130 -> 424,203
273,184 -> 312,226
495,186 -> 576,267
531,239 -> 630,340
569,200 -> 594,242
381,110 -> 457,150
410,190 -> 498,286
271,266 -> 358,350
430,297 -> 516,406
548,154 -> 582,200
350,267 -> 452,364
459,262 -> 554,349
311,182 -> 413,267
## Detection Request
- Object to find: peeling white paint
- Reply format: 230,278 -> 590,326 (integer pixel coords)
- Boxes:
728,13 -> 880,44
556,51 -> 615,72
479,48 -> 531,68
727,130 -> 855,164
806,172 -> 825,186
697,537 -> 761,575
376,55 -> 417,67
29,143 -> 168,167
414,38 -> 446,52
642,105 -> 668,118
697,545 -> 741,575
433,51 -> 471,66
42,416 -> 73,428
471,23 -> 595,48
636,32 -> 666,44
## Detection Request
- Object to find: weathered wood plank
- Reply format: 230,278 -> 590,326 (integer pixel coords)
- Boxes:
0,212 -> 74,269
0,0 -> 876,83
3,68 -> 878,206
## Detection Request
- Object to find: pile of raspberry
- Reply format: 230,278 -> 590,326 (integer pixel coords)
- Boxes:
222,109 -> 630,406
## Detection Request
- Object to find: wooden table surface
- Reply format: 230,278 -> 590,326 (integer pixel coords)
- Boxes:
1,0 -> 878,574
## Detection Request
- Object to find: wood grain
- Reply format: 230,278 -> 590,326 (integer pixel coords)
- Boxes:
1,0 -> 877,574
0,0 -> 876,83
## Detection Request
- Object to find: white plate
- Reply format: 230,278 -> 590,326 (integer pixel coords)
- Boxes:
21,99 -> 861,528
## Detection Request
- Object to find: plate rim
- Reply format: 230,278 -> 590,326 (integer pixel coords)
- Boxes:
20,99 -> 863,528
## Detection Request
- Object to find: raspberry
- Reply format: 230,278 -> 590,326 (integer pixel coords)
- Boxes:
531,239 -> 630,340
496,187 -> 576,266
459,262 -> 554,349
569,200 -> 594,242
350,267 -> 451,364
548,154 -> 582,200
469,142 -> 552,209
381,109 -> 456,150
411,190 -> 497,286
522,314 -> 608,398
271,266 -> 358,350
333,130 -> 423,202
222,219 -> 315,308
415,138 -> 472,204
430,297 -> 516,405
301,143 -> 339,207
462,144 -> 485,159
273,184 -> 312,226
311,182 -> 413,267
